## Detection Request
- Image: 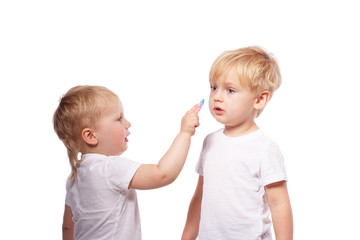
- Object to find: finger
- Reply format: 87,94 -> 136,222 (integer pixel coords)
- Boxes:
189,104 -> 198,113
195,119 -> 200,127
195,99 -> 205,113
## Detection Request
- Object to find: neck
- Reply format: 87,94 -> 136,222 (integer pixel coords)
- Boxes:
224,122 -> 259,137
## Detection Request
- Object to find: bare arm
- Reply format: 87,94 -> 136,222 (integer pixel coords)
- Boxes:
129,105 -> 200,190
182,175 -> 203,240
265,181 -> 293,240
62,204 -> 74,240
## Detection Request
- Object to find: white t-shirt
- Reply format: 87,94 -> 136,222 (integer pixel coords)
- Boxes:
196,129 -> 287,240
65,153 -> 141,240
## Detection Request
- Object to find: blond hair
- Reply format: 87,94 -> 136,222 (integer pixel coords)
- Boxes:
53,85 -> 118,180
210,46 -> 281,115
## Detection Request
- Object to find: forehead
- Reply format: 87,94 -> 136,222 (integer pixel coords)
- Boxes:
210,68 -> 241,85
102,97 -> 123,114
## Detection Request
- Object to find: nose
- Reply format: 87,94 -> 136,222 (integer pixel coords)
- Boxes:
213,90 -> 223,102
125,118 -> 131,129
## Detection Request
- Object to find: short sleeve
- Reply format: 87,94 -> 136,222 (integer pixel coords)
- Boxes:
195,137 -> 208,176
65,181 -> 70,205
105,156 -> 141,192
260,142 -> 287,187
64,180 -> 74,206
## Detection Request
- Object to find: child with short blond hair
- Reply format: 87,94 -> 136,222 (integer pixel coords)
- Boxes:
182,47 -> 293,240
54,85 -> 200,240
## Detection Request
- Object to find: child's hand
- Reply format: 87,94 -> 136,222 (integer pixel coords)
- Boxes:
180,105 -> 200,136
130,104 -> 201,190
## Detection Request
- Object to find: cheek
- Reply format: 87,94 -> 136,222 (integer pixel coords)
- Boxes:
209,93 -> 216,107
118,128 -> 126,141
229,101 -> 234,116
111,127 -> 126,143
208,97 -> 216,115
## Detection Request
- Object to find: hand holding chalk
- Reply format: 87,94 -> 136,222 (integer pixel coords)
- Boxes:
196,99 -> 205,112
181,100 -> 202,136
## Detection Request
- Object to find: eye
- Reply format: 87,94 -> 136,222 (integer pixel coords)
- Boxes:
117,114 -> 123,121
211,85 -> 217,91
228,88 -> 235,93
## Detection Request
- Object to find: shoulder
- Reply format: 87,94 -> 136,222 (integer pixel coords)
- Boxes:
257,131 -> 285,164
204,128 -> 223,141
81,154 -> 141,174
256,130 -> 280,148
106,155 -> 141,170
201,128 -> 224,148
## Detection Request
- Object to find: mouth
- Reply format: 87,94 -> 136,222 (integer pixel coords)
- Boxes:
214,106 -> 225,115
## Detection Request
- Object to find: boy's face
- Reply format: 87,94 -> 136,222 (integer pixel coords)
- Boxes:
94,98 -> 131,156
209,68 -> 258,134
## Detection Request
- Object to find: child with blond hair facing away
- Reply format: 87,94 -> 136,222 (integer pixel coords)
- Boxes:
182,47 -> 293,240
53,85 -> 200,240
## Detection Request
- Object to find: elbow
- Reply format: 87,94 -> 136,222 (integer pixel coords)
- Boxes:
62,225 -> 73,231
62,225 -> 74,239
157,170 -> 178,187
162,174 -> 177,186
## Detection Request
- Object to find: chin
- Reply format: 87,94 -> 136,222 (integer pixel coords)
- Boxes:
118,146 -> 128,155
212,115 -> 227,125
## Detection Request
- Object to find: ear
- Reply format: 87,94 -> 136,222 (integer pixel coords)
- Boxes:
254,91 -> 270,110
81,128 -> 98,146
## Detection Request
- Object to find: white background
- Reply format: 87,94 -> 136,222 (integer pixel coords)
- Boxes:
1,1 -> 359,239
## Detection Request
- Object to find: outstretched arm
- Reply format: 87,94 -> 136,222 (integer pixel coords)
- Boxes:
129,104 -> 200,190
182,175 -> 203,240
265,181 -> 293,240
